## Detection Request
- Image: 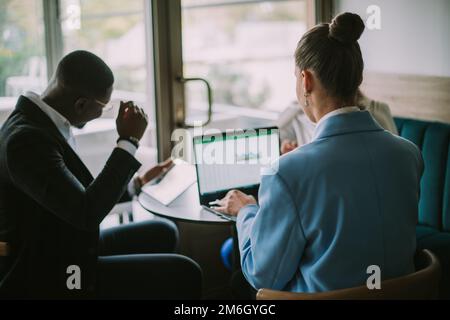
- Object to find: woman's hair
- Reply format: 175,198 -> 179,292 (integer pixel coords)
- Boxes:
294,12 -> 365,103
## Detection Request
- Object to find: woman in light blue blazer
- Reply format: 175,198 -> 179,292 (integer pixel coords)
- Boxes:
215,12 -> 423,297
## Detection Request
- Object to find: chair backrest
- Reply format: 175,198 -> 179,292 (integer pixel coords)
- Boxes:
394,117 -> 450,232
256,249 -> 441,300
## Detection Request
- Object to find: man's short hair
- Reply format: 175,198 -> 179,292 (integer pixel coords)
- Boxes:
56,50 -> 114,97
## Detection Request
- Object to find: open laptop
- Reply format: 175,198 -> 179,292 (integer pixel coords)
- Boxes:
193,127 -> 280,221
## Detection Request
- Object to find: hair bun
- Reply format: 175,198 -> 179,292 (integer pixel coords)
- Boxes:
329,12 -> 365,44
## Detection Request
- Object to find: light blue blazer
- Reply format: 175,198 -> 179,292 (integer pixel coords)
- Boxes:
237,110 -> 423,292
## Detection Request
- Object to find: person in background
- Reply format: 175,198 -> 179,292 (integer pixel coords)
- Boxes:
279,89 -> 398,154
0,50 -> 202,299
215,12 -> 423,298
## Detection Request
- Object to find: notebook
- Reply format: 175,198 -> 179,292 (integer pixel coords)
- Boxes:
141,160 -> 197,206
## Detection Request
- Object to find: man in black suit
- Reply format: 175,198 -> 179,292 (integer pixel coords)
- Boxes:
0,51 -> 202,299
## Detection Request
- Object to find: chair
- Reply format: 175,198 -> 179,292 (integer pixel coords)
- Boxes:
256,249 -> 441,300
394,117 -> 450,298
0,242 -> 9,257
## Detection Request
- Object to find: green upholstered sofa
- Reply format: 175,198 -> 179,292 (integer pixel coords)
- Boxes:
395,117 -> 450,299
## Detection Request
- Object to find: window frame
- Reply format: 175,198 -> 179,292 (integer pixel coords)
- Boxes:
40,0 -> 158,152
5,0 -> 325,160
154,0 -> 319,159
43,0 -> 63,79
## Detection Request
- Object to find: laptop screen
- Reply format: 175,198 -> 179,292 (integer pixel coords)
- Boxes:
193,127 -> 280,196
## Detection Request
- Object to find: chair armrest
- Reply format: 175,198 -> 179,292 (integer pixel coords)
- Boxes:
257,288 -> 315,300
107,201 -> 133,216
0,242 -> 10,257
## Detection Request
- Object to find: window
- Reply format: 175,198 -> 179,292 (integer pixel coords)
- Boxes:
0,0 -> 47,125
60,0 -> 149,100
1,0 -> 312,164
59,0 -> 157,174
181,0 -> 308,122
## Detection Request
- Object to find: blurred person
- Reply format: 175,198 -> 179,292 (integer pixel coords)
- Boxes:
279,89 -> 398,154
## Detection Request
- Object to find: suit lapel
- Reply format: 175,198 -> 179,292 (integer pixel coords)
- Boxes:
14,96 -> 94,186
61,142 -> 94,187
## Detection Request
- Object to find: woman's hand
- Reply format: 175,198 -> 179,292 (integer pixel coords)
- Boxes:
214,190 -> 257,216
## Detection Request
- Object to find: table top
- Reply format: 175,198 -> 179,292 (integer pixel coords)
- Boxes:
138,182 -> 233,225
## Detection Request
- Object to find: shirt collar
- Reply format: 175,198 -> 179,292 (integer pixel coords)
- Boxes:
24,91 -> 73,142
313,106 -> 361,140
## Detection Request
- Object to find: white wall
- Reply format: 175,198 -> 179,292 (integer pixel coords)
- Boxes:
334,0 -> 450,77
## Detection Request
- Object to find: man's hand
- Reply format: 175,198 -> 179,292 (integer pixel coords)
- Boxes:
281,140 -> 298,155
116,101 -> 148,140
138,158 -> 173,186
214,190 -> 257,216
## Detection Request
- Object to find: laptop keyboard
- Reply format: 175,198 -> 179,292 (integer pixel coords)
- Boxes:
201,205 -> 237,222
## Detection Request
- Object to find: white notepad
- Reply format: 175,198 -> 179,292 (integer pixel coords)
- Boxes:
141,161 -> 197,206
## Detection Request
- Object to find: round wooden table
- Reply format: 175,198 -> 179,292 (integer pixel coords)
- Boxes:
138,182 -> 239,270
138,182 -> 233,225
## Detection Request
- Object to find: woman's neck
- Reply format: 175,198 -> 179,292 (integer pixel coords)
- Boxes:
311,94 -> 353,123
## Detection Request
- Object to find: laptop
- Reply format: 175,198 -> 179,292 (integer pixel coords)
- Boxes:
193,127 -> 280,221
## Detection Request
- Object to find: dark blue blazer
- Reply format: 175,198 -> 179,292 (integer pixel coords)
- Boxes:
0,96 -> 140,298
